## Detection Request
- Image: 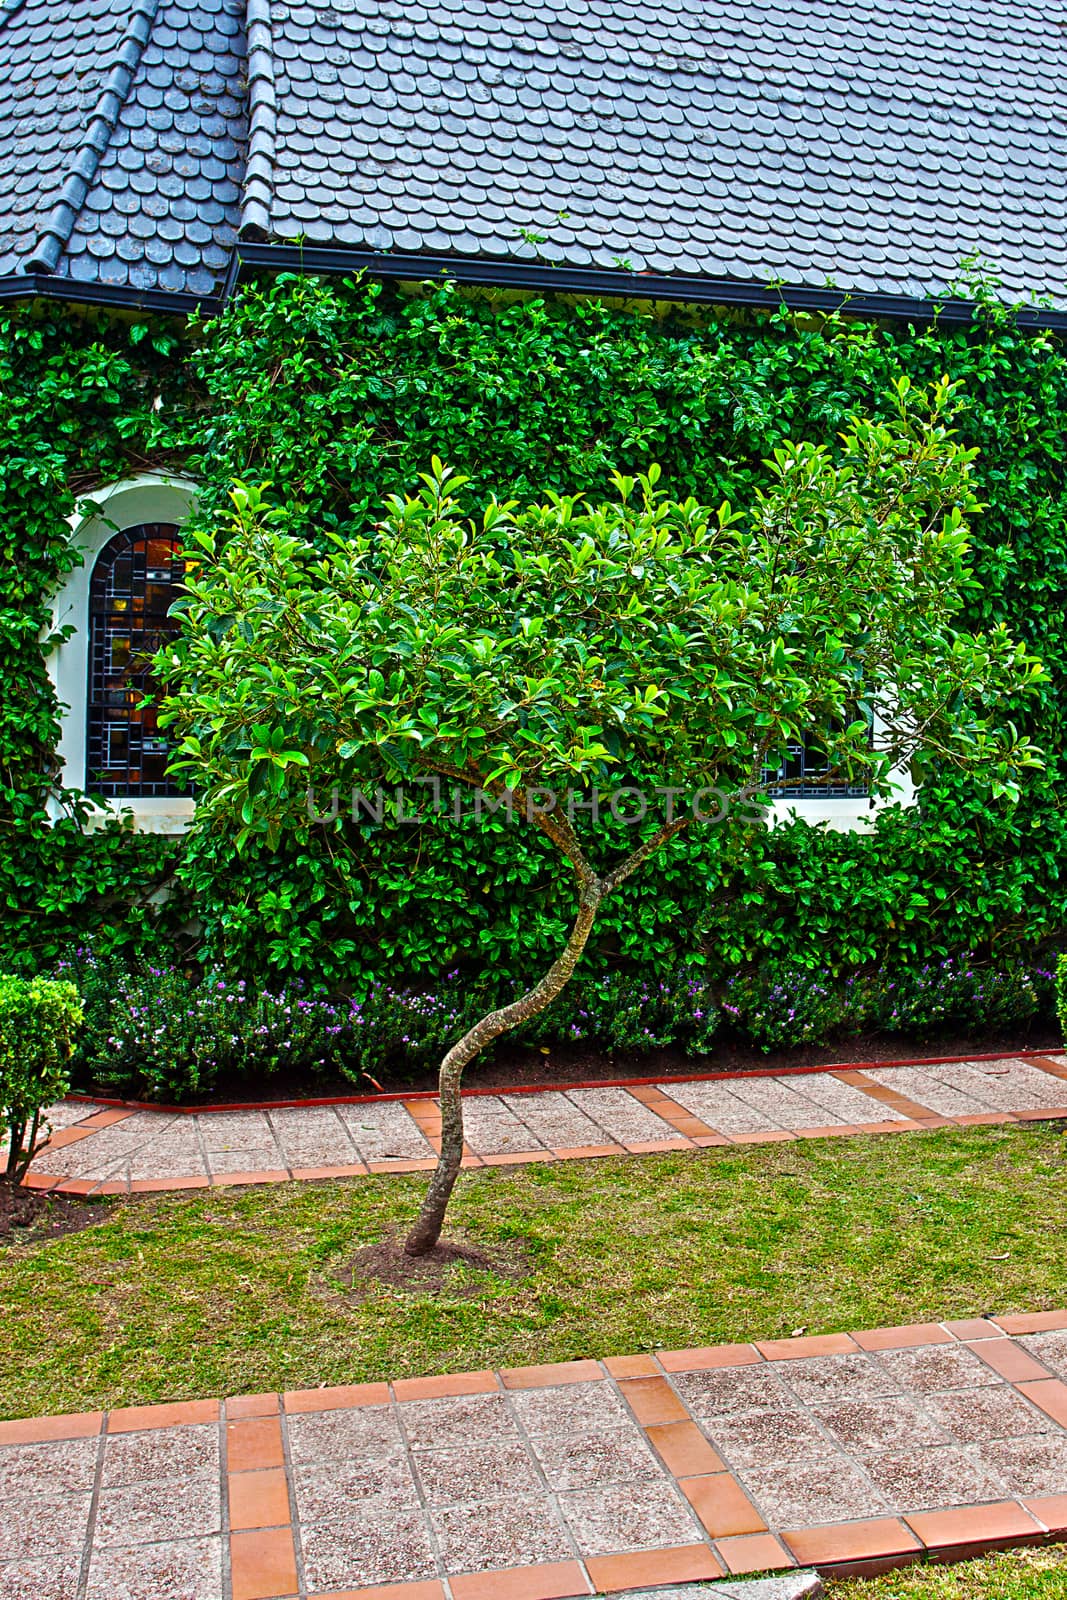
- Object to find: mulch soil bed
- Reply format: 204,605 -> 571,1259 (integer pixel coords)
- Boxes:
68,1023 -> 1063,1107
0,1181 -> 110,1246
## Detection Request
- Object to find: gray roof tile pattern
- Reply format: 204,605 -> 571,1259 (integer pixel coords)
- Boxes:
253,0 -> 1067,307
0,0 -> 1065,307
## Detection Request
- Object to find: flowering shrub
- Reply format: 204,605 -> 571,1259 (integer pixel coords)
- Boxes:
721,965 -> 876,1052
523,966 -> 720,1055
880,957 -> 1040,1040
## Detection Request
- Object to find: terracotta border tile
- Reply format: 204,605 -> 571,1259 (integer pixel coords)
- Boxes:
585,1545 -> 721,1592
107,1398 -> 220,1432
1017,1379 -> 1067,1428
732,1130 -> 797,1144
368,1158 -> 439,1174
995,1309 -> 1067,1335
944,1318 -> 1001,1341
617,1376 -> 689,1425
482,1151 -> 548,1167
1015,1105 -> 1067,1121
856,1119 -> 925,1135
853,1323 -> 954,1351
905,1502 -> 1042,1552
130,1175 -> 210,1192
716,1532 -> 796,1575
290,1163 -> 367,1181
37,1125 -> 97,1150
757,1332 -> 858,1360
1030,1055 -> 1067,1081
500,1359 -> 603,1389
784,1518 -> 921,1567
645,1419 -> 726,1477
1025,1493 -> 1067,1534
78,1108 -> 135,1129
953,1111 -> 1015,1126
283,1382 -> 390,1413
231,1525 -> 299,1600
229,1466 -> 292,1530
0,1410 -> 103,1445
619,1137 -> 693,1154
88,1179 -> 129,1196
972,1340 -> 1051,1383
449,1559 -> 591,1600
657,1344 -> 761,1372
226,1394 -> 280,1419
46,1177 -> 96,1195
392,1370 -> 498,1401
552,1143 -> 621,1160
681,1471 -> 768,1537
836,1071 -> 944,1124
602,1353 -> 659,1378
311,1585 -> 446,1600
211,1169 -> 291,1187
228,1415 -> 284,1471
795,1124 -> 860,1140
19,1171 -> 63,1191
692,1132 -> 733,1147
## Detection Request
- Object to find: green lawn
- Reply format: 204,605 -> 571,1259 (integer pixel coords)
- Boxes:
828,1545 -> 1067,1598
1,1122 -> 1064,1418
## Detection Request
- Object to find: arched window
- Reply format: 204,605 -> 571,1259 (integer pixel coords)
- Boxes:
86,523 -> 189,798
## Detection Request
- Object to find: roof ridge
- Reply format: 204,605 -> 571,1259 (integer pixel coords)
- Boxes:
22,0 -> 162,274
239,0 -> 276,239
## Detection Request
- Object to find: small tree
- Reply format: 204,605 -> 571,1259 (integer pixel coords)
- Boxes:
1,976 -> 83,1182
162,378 -> 1043,1253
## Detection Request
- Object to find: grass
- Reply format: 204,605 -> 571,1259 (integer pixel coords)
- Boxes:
1,1122 -> 1064,1418
827,1545 -> 1067,1598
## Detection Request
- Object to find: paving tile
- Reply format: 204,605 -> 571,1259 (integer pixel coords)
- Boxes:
680,1471 -> 768,1536
0,1553 -> 81,1600
228,1466 -> 292,1530
501,1092 -> 605,1151
779,1353 -> 901,1404
283,1382 -> 391,1413
852,1323 -> 953,1352
671,1365 -> 792,1418
704,1407 -> 837,1469
862,1445 -> 1009,1512
94,1473 -> 223,1546
1024,1491 -> 1067,1533
102,1422 -> 219,1486
925,1386 -> 1053,1442
227,1416 -> 284,1472
414,1438 -> 542,1505
231,1525 -> 299,1600
740,1457 -> 889,1529
813,1395 -> 950,1456
449,1561 -> 590,1600
510,1381 -> 628,1435
293,1455 -> 420,1522
501,1359 -> 604,1389
877,1343 -> 1002,1394
0,1435 -> 98,1497
433,1495 -> 573,1572
106,1399 -> 220,1433
715,1531 -> 796,1575
400,1392 -> 524,1451
645,1420 -> 726,1477
971,1339 -> 1052,1384
783,1518 -> 920,1567
459,1097 -> 549,1155
725,1076 -> 848,1131
266,1106 -> 358,1166
951,1059 -> 1067,1111
226,1394 -> 280,1419
392,1371 -> 499,1402
207,1147 -> 288,1176
302,1512 -> 438,1592
86,1536 -> 225,1600
979,1433 -> 1067,1496
337,1101 -> 434,1162
0,1412 -> 102,1446
999,1310 -> 1067,1335
287,1404 -> 406,1464
602,1354 -> 660,1378
658,1345 -> 761,1373
565,1087 -> 676,1144
806,1074 -> 909,1123
533,1425 -> 664,1490
904,1501 -> 1042,1552
585,1544 -> 723,1590
659,1081 -> 778,1135
863,1067 -> 992,1117
1019,1329 -> 1067,1377
559,1478 -> 702,1556
617,1376 -> 689,1425
0,1491 -> 91,1560
758,1333 -> 858,1361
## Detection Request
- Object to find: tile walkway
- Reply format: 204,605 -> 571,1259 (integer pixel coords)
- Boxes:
2,1311 -> 1067,1599
19,1053 -> 1067,1197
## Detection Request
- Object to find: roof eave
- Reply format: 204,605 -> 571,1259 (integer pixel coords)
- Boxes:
0,273 -> 222,316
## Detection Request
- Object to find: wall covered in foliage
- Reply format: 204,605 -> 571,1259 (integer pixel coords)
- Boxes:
2,275 -> 1066,987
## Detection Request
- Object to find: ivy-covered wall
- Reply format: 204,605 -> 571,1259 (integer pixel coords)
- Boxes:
3,276 -> 1066,984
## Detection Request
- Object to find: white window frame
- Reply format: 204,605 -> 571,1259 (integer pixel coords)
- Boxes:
45,473 -> 198,835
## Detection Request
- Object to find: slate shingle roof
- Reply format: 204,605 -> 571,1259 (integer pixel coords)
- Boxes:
0,0 -> 1065,312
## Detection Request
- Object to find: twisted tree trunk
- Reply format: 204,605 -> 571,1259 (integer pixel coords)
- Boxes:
404,879 -> 602,1255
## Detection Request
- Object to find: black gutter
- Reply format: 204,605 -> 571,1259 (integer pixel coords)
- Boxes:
235,241 -> 1067,332
0,273 -> 222,317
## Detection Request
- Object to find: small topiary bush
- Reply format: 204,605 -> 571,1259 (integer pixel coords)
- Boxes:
0,975 -> 82,1179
